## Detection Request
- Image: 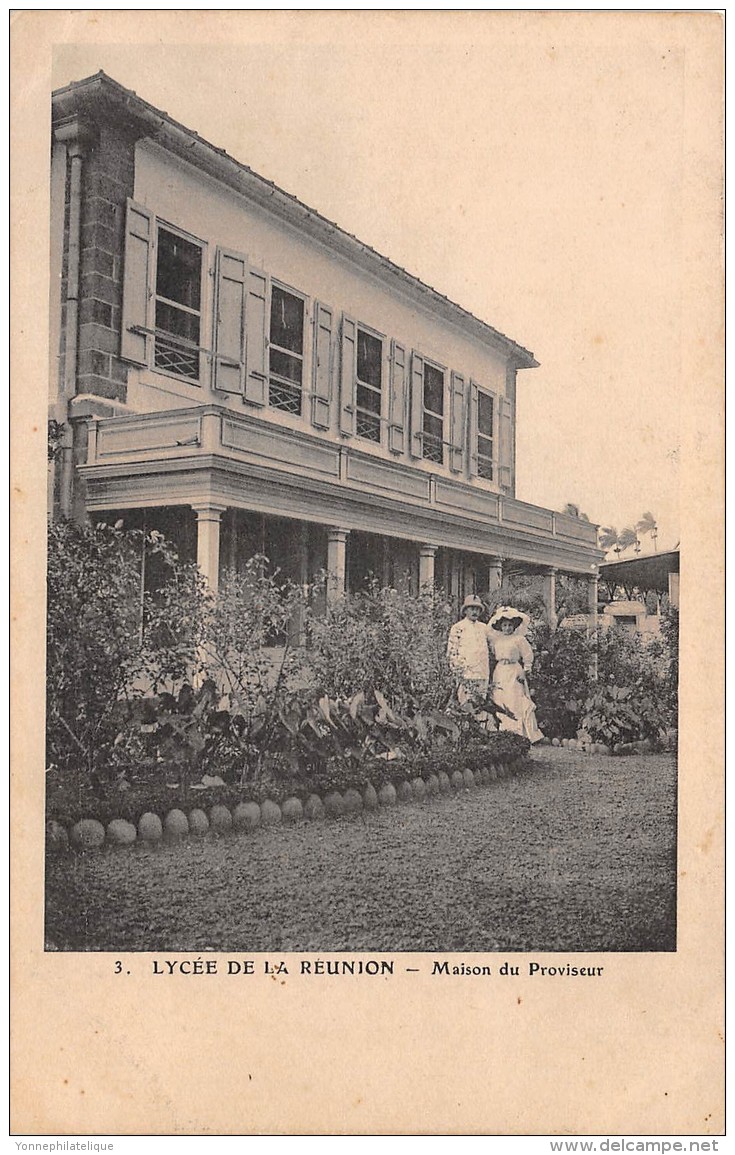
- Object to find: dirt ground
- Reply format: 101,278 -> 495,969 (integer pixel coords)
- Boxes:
45,748 -> 677,953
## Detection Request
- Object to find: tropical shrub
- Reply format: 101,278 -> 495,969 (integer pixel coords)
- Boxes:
531,623 -> 593,738
46,518 -> 208,785
581,683 -> 670,747
305,583 -> 456,716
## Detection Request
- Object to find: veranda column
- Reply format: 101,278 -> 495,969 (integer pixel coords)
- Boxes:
542,566 -> 557,625
418,544 -> 438,590
587,571 -> 599,679
326,527 -> 350,603
587,572 -> 599,634
192,503 -> 227,594
486,555 -> 503,596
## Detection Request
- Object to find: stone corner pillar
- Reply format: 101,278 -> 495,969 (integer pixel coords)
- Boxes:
192,502 -> 227,594
326,526 -> 350,602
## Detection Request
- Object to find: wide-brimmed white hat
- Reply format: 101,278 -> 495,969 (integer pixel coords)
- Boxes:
488,605 -> 530,634
461,594 -> 485,614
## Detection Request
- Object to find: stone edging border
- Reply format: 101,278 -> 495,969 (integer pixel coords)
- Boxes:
47,754 -> 531,855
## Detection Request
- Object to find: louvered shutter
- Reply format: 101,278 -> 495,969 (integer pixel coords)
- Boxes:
312,302 -> 333,429
212,248 -> 247,394
388,339 -> 407,454
244,267 -> 268,406
467,380 -> 479,478
339,315 -> 357,436
449,370 -> 466,472
409,352 -> 425,458
498,395 -> 514,490
120,199 -> 154,366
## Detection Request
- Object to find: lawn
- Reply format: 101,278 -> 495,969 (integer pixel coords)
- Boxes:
45,747 -> 677,953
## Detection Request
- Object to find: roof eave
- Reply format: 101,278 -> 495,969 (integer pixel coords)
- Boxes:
52,71 -> 539,370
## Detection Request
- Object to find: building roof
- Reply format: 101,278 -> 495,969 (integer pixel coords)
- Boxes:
51,71 -> 539,370
599,548 -> 679,593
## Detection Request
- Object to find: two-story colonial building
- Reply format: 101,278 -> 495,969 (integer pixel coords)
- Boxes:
49,72 -> 602,616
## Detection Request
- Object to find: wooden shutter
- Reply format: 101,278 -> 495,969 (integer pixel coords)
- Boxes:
212,248 -> 247,394
409,351 -> 425,458
449,370 -> 466,472
312,302 -> 333,429
388,339 -> 407,454
467,380 -> 479,478
244,267 -> 268,405
498,394 -> 514,490
120,199 -> 154,366
339,315 -> 357,436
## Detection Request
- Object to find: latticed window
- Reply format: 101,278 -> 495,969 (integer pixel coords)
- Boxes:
154,228 -> 202,380
477,390 -> 494,479
269,285 -> 304,413
355,329 -> 382,442
422,362 -> 444,463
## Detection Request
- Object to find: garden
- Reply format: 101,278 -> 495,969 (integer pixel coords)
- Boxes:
44,519 -> 679,952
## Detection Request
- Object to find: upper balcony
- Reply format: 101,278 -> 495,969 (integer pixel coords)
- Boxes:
78,404 -> 602,574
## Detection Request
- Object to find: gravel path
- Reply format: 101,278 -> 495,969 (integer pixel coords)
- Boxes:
45,749 -> 677,953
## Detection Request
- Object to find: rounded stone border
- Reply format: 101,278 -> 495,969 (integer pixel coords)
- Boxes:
47,753 -> 533,855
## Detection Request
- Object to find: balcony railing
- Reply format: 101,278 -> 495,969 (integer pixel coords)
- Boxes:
83,404 -> 599,549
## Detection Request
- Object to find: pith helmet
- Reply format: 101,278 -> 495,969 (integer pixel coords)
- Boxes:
461,594 -> 485,614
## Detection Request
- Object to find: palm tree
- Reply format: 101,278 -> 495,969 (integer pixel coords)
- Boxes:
561,502 -> 591,522
636,511 -> 658,552
618,526 -> 639,554
598,526 -> 622,557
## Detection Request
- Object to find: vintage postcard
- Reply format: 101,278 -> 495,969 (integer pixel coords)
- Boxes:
11,10 -> 724,1137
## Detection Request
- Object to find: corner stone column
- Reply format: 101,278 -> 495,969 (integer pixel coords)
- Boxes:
542,566 -> 557,625
418,544 -> 438,590
326,527 -> 350,602
192,503 -> 227,594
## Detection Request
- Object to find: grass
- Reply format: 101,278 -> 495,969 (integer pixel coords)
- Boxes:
45,748 -> 677,953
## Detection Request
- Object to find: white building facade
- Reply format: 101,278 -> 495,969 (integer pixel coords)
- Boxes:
50,72 -> 602,614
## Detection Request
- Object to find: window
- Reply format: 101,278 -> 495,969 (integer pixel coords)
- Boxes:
477,390 -> 494,480
422,362 -> 445,463
269,285 -> 305,413
154,227 -> 203,380
355,328 -> 382,442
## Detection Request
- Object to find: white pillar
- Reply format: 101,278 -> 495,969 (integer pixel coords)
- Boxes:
326,527 -> 350,602
418,544 -> 438,590
486,555 -> 503,594
193,503 -> 227,594
542,566 -> 557,625
588,571 -> 599,679
587,572 -> 599,632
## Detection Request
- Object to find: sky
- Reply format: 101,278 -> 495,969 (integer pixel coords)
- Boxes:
51,14 -> 694,556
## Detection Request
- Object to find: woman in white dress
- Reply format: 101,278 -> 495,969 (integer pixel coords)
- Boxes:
487,606 -> 544,743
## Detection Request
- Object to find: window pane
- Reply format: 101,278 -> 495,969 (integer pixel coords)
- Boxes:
270,348 -> 303,385
357,330 -> 382,387
478,391 -> 494,436
424,412 -> 443,441
423,363 -> 444,415
270,286 -> 304,354
357,383 -> 381,414
156,301 -> 200,345
156,229 -> 201,310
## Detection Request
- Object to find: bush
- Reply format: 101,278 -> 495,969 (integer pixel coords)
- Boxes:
46,518 -> 209,785
531,623 -> 593,738
306,584 -> 456,716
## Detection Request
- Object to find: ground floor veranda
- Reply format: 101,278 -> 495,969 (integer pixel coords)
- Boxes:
97,503 -> 599,624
